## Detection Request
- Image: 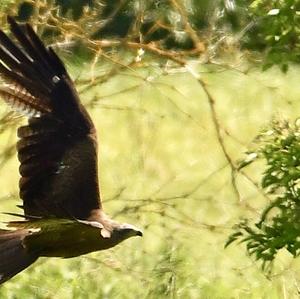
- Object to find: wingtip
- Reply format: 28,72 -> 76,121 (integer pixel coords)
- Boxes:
25,23 -> 32,32
7,16 -> 20,33
7,16 -> 25,32
7,16 -> 33,34
7,15 -> 16,26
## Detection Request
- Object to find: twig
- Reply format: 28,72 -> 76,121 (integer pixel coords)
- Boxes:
170,0 -> 205,53
194,76 -> 242,201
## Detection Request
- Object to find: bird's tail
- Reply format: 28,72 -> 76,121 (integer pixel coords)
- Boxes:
0,228 -> 38,284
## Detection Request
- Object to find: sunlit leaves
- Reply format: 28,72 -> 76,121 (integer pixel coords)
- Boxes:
228,119 -> 300,268
245,0 -> 300,71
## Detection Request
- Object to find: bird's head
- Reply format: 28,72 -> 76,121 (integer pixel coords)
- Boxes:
110,223 -> 143,243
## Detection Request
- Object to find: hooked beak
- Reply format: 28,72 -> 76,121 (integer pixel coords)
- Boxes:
120,223 -> 143,237
136,230 -> 143,237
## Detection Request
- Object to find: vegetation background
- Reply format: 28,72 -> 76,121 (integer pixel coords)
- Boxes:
0,0 -> 300,298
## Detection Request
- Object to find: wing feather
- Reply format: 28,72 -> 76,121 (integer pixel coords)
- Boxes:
0,17 -> 102,219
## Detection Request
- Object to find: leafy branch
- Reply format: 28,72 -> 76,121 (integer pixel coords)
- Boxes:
227,118 -> 300,269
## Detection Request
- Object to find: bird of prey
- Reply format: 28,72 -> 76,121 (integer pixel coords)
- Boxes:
0,16 -> 142,284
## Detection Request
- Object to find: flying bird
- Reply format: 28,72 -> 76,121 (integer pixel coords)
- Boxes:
0,16 -> 142,284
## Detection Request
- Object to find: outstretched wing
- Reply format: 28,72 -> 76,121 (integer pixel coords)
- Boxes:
0,17 -> 102,220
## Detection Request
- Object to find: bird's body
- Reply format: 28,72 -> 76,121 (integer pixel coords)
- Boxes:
5,218 -> 131,258
0,16 -> 142,284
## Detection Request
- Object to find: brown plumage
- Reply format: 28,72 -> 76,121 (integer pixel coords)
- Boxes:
0,16 -> 142,284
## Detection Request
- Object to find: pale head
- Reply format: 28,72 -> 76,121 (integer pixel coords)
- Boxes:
110,222 -> 143,243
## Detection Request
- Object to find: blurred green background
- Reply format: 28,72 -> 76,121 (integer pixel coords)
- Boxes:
0,1 -> 300,298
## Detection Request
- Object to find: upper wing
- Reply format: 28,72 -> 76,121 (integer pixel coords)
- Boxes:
0,16 -> 102,220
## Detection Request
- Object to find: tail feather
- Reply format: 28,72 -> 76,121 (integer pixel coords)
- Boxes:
0,229 -> 38,284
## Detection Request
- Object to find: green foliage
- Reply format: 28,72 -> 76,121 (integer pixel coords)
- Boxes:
1,56 -> 300,298
6,0 -> 300,70
244,0 -> 300,71
227,119 -> 300,269
55,0 -> 94,20
0,0 -> 13,10
7,0 -> 241,53
146,241 -> 185,298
